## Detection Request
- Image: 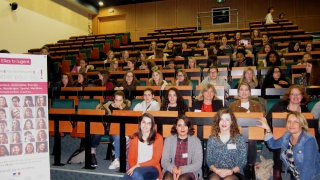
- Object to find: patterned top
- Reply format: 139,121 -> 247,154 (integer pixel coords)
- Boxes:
206,134 -> 247,174
285,142 -> 300,179
175,138 -> 188,168
299,73 -> 308,86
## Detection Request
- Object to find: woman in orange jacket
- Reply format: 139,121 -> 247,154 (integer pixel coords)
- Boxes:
123,113 -> 163,180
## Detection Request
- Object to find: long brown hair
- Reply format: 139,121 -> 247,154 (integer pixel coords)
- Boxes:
307,59 -> 320,86
132,113 -> 157,145
99,69 -> 111,86
211,108 -> 241,143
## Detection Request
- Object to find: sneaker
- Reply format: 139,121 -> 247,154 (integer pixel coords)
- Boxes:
91,154 -> 98,168
108,159 -> 120,169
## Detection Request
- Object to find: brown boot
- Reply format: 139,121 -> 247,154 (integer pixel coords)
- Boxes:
273,169 -> 282,180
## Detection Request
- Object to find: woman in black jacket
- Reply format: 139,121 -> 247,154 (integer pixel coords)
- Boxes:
191,84 -> 223,112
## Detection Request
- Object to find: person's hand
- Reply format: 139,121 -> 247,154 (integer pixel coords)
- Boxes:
173,168 -> 182,180
204,48 -> 208,57
215,168 -> 223,177
219,169 -> 233,178
176,80 -> 179,86
257,117 -> 271,132
114,87 -> 119,90
273,84 -> 282,88
126,164 -> 140,176
278,80 -> 288,85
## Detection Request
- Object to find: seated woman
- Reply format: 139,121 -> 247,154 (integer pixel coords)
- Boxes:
149,69 -> 169,90
139,53 -> 147,62
195,39 -> 208,57
280,40 -> 300,54
229,82 -> 263,177
123,113 -> 163,180
207,108 -> 247,180
258,43 -> 274,68
258,111 -> 320,180
187,57 -> 200,69
299,59 -> 320,86
126,59 -> 136,71
192,84 -> 223,112
161,115 -> 203,180
57,73 -> 73,90
233,49 -> 253,67
72,58 -> 94,73
219,36 -> 233,55
250,29 -> 261,40
91,91 -> 131,168
181,42 -> 190,50
207,33 -> 215,41
261,66 -> 290,98
72,72 -> 88,89
105,50 -> 117,62
265,50 -> 284,67
114,70 -> 140,91
234,67 -> 260,89
109,59 -> 120,71
161,87 -> 188,115
265,85 -> 310,179
149,48 -> 169,61
98,69 -> 114,90
164,40 -> 175,52
175,69 -> 193,86
305,42 -> 314,53
297,52 -> 312,65
149,41 -> 157,54
133,88 -> 160,113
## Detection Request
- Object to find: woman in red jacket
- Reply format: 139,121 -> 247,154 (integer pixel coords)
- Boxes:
123,113 -> 163,180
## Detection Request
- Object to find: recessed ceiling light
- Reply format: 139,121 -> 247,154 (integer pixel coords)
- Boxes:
98,1 -> 104,6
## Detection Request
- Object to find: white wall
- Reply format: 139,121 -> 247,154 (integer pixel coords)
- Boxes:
0,0 -> 89,53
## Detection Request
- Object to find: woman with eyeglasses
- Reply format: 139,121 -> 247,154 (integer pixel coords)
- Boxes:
114,70 -> 140,91
265,85 -> 310,180
174,69 -> 193,86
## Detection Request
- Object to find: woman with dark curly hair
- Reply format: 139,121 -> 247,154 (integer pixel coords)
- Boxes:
161,115 -> 203,180
266,50 -> 283,67
207,108 -> 247,180
265,85 -> 310,180
114,70 -> 140,91
161,87 -> 188,115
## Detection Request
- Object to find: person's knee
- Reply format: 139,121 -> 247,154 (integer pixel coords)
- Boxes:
131,169 -> 143,179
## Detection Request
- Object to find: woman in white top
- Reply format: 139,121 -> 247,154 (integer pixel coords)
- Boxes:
265,7 -> 274,24
133,88 -> 160,113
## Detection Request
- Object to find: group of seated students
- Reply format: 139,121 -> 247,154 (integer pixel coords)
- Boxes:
55,59 -> 320,179
45,27 -> 320,179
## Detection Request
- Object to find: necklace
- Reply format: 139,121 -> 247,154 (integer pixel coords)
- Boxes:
287,104 -> 301,112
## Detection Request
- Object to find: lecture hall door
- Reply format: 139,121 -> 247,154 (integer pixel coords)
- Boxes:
98,15 -> 126,34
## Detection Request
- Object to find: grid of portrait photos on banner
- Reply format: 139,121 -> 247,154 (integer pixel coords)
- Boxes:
0,95 -> 48,157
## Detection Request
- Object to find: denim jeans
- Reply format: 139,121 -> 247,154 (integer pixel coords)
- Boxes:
91,133 -> 120,159
122,166 -> 158,180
